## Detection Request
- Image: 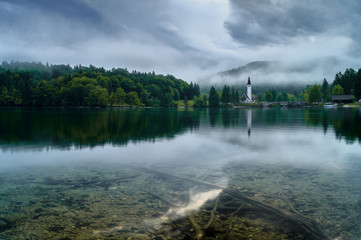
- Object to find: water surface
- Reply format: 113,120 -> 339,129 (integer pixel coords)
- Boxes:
0,107 -> 361,239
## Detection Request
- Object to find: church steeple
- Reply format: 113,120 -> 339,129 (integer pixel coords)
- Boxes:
247,77 -> 252,101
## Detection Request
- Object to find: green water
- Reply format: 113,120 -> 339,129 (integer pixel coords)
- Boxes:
0,107 -> 361,239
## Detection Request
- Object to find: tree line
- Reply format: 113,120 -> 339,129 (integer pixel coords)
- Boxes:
1,61 -> 360,107
0,61 -> 200,107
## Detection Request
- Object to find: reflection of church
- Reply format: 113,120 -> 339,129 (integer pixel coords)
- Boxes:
242,77 -> 256,103
247,109 -> 252,138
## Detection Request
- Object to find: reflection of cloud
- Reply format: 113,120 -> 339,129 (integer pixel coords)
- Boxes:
162,189 -> 222,219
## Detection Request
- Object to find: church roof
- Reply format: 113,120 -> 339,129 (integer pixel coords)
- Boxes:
247,77 -> 251,85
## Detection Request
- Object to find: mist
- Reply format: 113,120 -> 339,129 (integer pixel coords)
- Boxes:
198,57 -> 353,89
0,0 -> 360,83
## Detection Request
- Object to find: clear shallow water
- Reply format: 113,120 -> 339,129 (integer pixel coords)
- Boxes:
0,107 -> 361,239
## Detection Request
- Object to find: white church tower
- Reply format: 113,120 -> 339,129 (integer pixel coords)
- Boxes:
247,77 -> 252,102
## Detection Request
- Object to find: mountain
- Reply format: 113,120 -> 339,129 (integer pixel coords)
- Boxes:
219,61 -> 281,77
198,60 -> 335,94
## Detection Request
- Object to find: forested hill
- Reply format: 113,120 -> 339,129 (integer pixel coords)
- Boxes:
0,61 -> 200,107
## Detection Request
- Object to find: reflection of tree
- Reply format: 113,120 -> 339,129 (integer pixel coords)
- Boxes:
304,109 -> 322,126
1,107 -> 360,150
0,108 -> 201,149
209,109 -> 219,127
331,109 -> 361,144
303,108 -> 361,144
322,111 -> 329,134
221,109 -> 231,128
209,109 -> 243,128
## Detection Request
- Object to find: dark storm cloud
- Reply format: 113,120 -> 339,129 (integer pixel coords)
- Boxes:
84,0 -> 195,51
0,0 -> 193,52
225,0 -> 361,46
0,0 -> 114,46
0,0 -> 360,82
0,0 -> 102,24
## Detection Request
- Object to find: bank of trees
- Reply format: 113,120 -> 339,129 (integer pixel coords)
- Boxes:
1,61 -> 360,107
301,68 -> 361,103
262,90 -> 297,102
0,62 -> 200,107
260,67 -> 361,104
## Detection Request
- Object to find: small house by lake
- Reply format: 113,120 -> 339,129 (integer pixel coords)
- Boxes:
331,95 -> 354,104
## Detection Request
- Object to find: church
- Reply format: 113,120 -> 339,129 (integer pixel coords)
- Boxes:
242,77 -> 255,103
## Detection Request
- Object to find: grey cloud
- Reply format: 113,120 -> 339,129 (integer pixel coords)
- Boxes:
224,0 -> 359,46
0,0 -> 114,46
86,0 -> 196,52
0,0 -> 360,83
0,0 -> 103,24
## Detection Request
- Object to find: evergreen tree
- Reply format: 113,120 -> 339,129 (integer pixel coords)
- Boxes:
230,87 -> 240,104
221,85 -> 230,104
321,78 -> 329,102
209,86 -> 219,108
354,69 -> 361,99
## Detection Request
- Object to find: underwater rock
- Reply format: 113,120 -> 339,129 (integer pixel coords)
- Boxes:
131,233 -> 150,240
49,225 -> 65,232
0,218 -> 12,232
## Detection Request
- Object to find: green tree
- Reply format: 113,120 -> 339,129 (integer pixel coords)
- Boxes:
270,90 -> 277,101
32,80 -> 57,106
221,85 -> 230,104
115,87 -> 126,105
264,90 -> 273,102
288,94 -> 297,102
125,91 -> 141,106
139,90 -> 150,106
203,94 -> 209,105
109,92 -> 117,106
332,84 -> 344,95
160,93 -> 174,107
321,78 -> 329,102
183,96 -> 188,107
173,88 -> 180,101
87,86 -> 109,107
281,92 -> 289,101
276,94 -> 283,101
0,87 -> 10,105
209,86 -> 220,108
354,69 -> 361,99
120,78 -> 136,92
147,84 -> 162,99
307,85 -> 321,104
193,95 -> 207,107
332,69 -> 356,95
230,87 -> 240,104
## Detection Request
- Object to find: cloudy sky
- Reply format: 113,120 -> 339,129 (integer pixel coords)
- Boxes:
0,0 -> 360,83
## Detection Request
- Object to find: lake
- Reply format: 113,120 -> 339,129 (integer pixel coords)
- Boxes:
0,107 -> 360,239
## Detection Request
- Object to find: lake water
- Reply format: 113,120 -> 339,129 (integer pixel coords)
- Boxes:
0,107 -> 360,239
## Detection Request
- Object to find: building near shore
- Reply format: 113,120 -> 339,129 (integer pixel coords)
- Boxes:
242,77 -> 255,103
331,95 -> 354,104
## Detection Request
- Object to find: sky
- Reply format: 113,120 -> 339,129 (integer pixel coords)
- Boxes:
0,0 -> 360,83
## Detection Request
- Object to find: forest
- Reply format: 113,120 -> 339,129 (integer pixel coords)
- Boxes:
0,61 -> 360,107
0,61 -> 200,107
